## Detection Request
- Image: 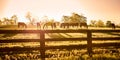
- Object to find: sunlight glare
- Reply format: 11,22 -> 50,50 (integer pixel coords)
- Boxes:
18,16 -> 29,23
4,0 -> 86,22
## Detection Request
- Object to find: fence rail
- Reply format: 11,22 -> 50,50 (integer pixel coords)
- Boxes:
0,29 -> 120,60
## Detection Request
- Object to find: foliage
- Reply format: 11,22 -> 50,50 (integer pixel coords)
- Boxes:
61,12 -> 87,23
70,12 -> 87,23
25,12 -> 32,22
96,20 -> 105,27
106,21 -> 112,27
41,16 -> 49,22
0,15 -> 18,25
90,20 -> 97,27
61,16 -> 70,23
2,17 -> 9,25
10,15 -> 18,25
25,12 -> 34,25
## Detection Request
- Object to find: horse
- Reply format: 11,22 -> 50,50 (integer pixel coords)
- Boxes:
18,22 -> 27,28
60,23 -> 69,28
43,22 -> 56,29
69,23 -> 79,28
36,22 -> 41,29
79,22 -> 88,28
107,23 -> 115,29
60,22 -> 87,29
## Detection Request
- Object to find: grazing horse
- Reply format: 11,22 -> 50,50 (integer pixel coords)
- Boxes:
60,22 -> 87,29
18,22 -> 27,28
36,22 -> 41,29
60,23 -> 69,28
108,23 -> 115,29
69,23 -> 79,28
43,22 -> 56,29
79,22 -> 88,28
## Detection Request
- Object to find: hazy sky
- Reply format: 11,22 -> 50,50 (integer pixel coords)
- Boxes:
0,0 -> 120,24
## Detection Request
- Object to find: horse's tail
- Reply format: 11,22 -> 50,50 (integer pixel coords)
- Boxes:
60,23 -> 63,28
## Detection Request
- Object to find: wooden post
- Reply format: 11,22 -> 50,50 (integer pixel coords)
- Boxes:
40,31 -> 45,60
87,30 -> 92,57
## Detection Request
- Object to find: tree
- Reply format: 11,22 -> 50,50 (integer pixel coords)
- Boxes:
50,19 -> 55,22
2,17 -> 9,25
96,20 -> 105,27
41,16 -> 49,23
61,12 -> 87,23
90,20 -> 97,27
106,21 -> 111,27
11,15 -> 18,25
70,12 -> 87,23
25,12 -> 33,25
61,16 -> 70,23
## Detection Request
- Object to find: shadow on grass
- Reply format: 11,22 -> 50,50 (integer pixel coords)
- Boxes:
63,33 -> 73,37
105,32 -> 120,36
46,33 -> 66,38
0,25 -> 17,28
1,33 -> 17,38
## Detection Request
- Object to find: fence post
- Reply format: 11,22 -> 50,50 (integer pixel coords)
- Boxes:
87,30 -> 92,57
40,31 -> 45,60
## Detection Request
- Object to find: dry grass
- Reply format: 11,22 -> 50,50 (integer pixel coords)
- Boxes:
0,25 -> 120,60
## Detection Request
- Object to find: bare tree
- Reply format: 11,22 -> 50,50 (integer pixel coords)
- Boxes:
90,20 -> 97,27
41,16 -> 49,23
11,15 -> 18,25
25,12 -> 33,25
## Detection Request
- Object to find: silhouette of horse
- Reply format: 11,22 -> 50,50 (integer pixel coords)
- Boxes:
60,22 -> 88,29
36,22 -> 41,29
108,23 -> 115,29
79,22 -> 88,28
60,23 -> 69,28
69,23 -> 79,28
18,22 -> 27,28
43,22 -> 56,29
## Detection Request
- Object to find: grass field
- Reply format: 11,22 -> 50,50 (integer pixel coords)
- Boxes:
0,25 -> 120,60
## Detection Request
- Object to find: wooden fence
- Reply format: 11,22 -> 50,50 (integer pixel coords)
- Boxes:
0,29 -> 120,60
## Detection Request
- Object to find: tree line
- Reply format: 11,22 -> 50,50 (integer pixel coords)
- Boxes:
0,12 -> 119,28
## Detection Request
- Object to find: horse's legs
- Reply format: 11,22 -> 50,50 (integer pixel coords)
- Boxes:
62,24 -> 65,28
76,25 -> 78,28
43,24 -> 46,29
61,24 -> 64,28
18,24 -> 20,28
37,25 -> 41,29
67,24 -> 69,28
111,24 -> 115,29
112,26 -> 115,29
86,25 -> 88,29
43,24 -> 49,29
60,24 -> 62,28
51,24 -> 53,29
24,24 -> 27,28
53,23 -> 56,28
37,23 -> 41,29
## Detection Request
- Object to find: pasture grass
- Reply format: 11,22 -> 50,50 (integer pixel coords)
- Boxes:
0,25 -> 120,60
0,48 -> 120,60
